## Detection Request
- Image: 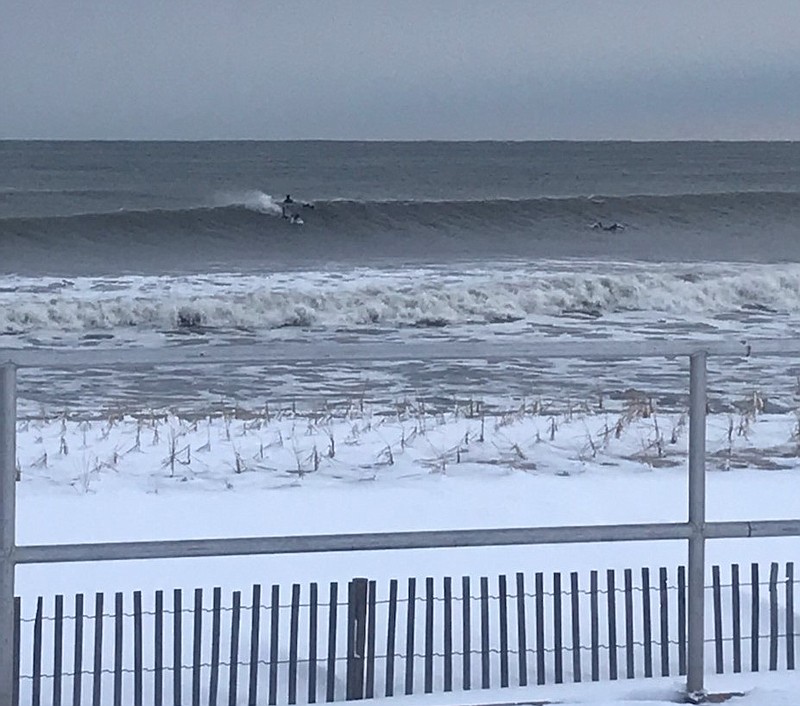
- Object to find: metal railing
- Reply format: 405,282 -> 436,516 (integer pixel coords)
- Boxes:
3,338 -> 800,705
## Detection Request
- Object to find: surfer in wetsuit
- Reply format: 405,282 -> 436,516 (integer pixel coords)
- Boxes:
590,221 -> 624,232
281,194 -> 294,219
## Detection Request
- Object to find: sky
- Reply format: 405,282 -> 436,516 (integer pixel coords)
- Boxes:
1,0 -> 800,141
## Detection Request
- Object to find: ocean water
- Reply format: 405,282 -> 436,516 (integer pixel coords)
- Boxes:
3,140 -> 800,413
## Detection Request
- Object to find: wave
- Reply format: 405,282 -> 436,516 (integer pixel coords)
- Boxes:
4,189 -> 800,274
3,265 -> 800,333
3,189 -> 800,239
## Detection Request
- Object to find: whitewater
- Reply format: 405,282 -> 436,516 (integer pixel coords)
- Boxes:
6,261 -> 800,336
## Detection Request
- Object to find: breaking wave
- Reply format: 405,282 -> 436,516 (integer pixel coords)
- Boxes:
3,264 -> 800,334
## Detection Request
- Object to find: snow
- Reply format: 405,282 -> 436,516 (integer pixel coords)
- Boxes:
11,399 -> 800,703
362,671 -> 800,704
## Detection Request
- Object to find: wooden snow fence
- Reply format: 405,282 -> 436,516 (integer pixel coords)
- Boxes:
11,562 -> 799,706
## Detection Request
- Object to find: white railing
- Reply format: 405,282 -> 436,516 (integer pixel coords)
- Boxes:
3,338 -> 800,705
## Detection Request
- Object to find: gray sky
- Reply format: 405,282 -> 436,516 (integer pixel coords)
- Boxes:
2,0 -> 799,140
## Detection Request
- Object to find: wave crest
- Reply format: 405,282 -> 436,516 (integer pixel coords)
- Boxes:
217,190 -> 283,215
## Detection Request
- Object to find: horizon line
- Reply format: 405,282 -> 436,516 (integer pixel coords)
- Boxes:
2,137 -> 800,144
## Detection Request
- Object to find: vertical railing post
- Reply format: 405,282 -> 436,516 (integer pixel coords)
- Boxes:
0,363 -> 18,706
686,351 -> 707,702
346,578 -> 368,700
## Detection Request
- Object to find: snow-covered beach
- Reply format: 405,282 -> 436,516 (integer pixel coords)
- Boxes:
15,393 -> 800,592
10,393 -> 800,706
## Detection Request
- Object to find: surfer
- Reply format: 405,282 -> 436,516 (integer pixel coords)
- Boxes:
282,194 -> 314,219
281,194 -> 294,218
590,221 -> 624,232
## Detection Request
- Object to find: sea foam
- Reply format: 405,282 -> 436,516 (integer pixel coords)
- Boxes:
2,263 -> 800,334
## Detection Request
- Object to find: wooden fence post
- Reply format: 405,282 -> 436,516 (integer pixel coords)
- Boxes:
346,578 -> 369,700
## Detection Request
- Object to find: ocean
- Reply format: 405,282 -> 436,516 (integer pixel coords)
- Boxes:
2,140 -> 800,414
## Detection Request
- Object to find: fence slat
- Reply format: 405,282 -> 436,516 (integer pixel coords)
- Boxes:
366,580 -> 377,699
326,582 -> 338,703
443,577 -> 453,692
173,589 -> 183,706
268,584 -> 279,706
659,568 -> 669,677
498,575 -> 509,688
346,579 -> 367,701
712,565 -> 723,674
678,565 -> 687,676
641,569 -> 652,678
590,570 -> 599,682
751,563 -> 759,672
155,590 -> 163,706
114,592 -> 123,706
462,576 -> 471,691
787,563 -> 795,671
405,577 -> 416,695
32,596 -> 43,706
209,587 -> 221,706
133,591 -> 143,706
92,592 -> 103,706
228,591 -> 241,706
732,564 -> 741,673
192,589 -> 202,706
249,584 -> 263,706
570,572 -> 581,683
624,569 -> 634,679
769,562 -> 779,671
553,572 -> 563,684
518,573 -> 529,687
385,579 -> 398,697
289,584 -> 301,705
535,572 -> 545,685
480,576 -> 490,689
53,594 -> 63,706
607,569 -> 618,680
308,583 -> 319,704
425,577 -> 434,693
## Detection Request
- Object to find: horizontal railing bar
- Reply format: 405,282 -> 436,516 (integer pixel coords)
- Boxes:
1,337 -> 794,369
14,519 -> 800,566
705,519 -> 800,539
14,523 -> 695,564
